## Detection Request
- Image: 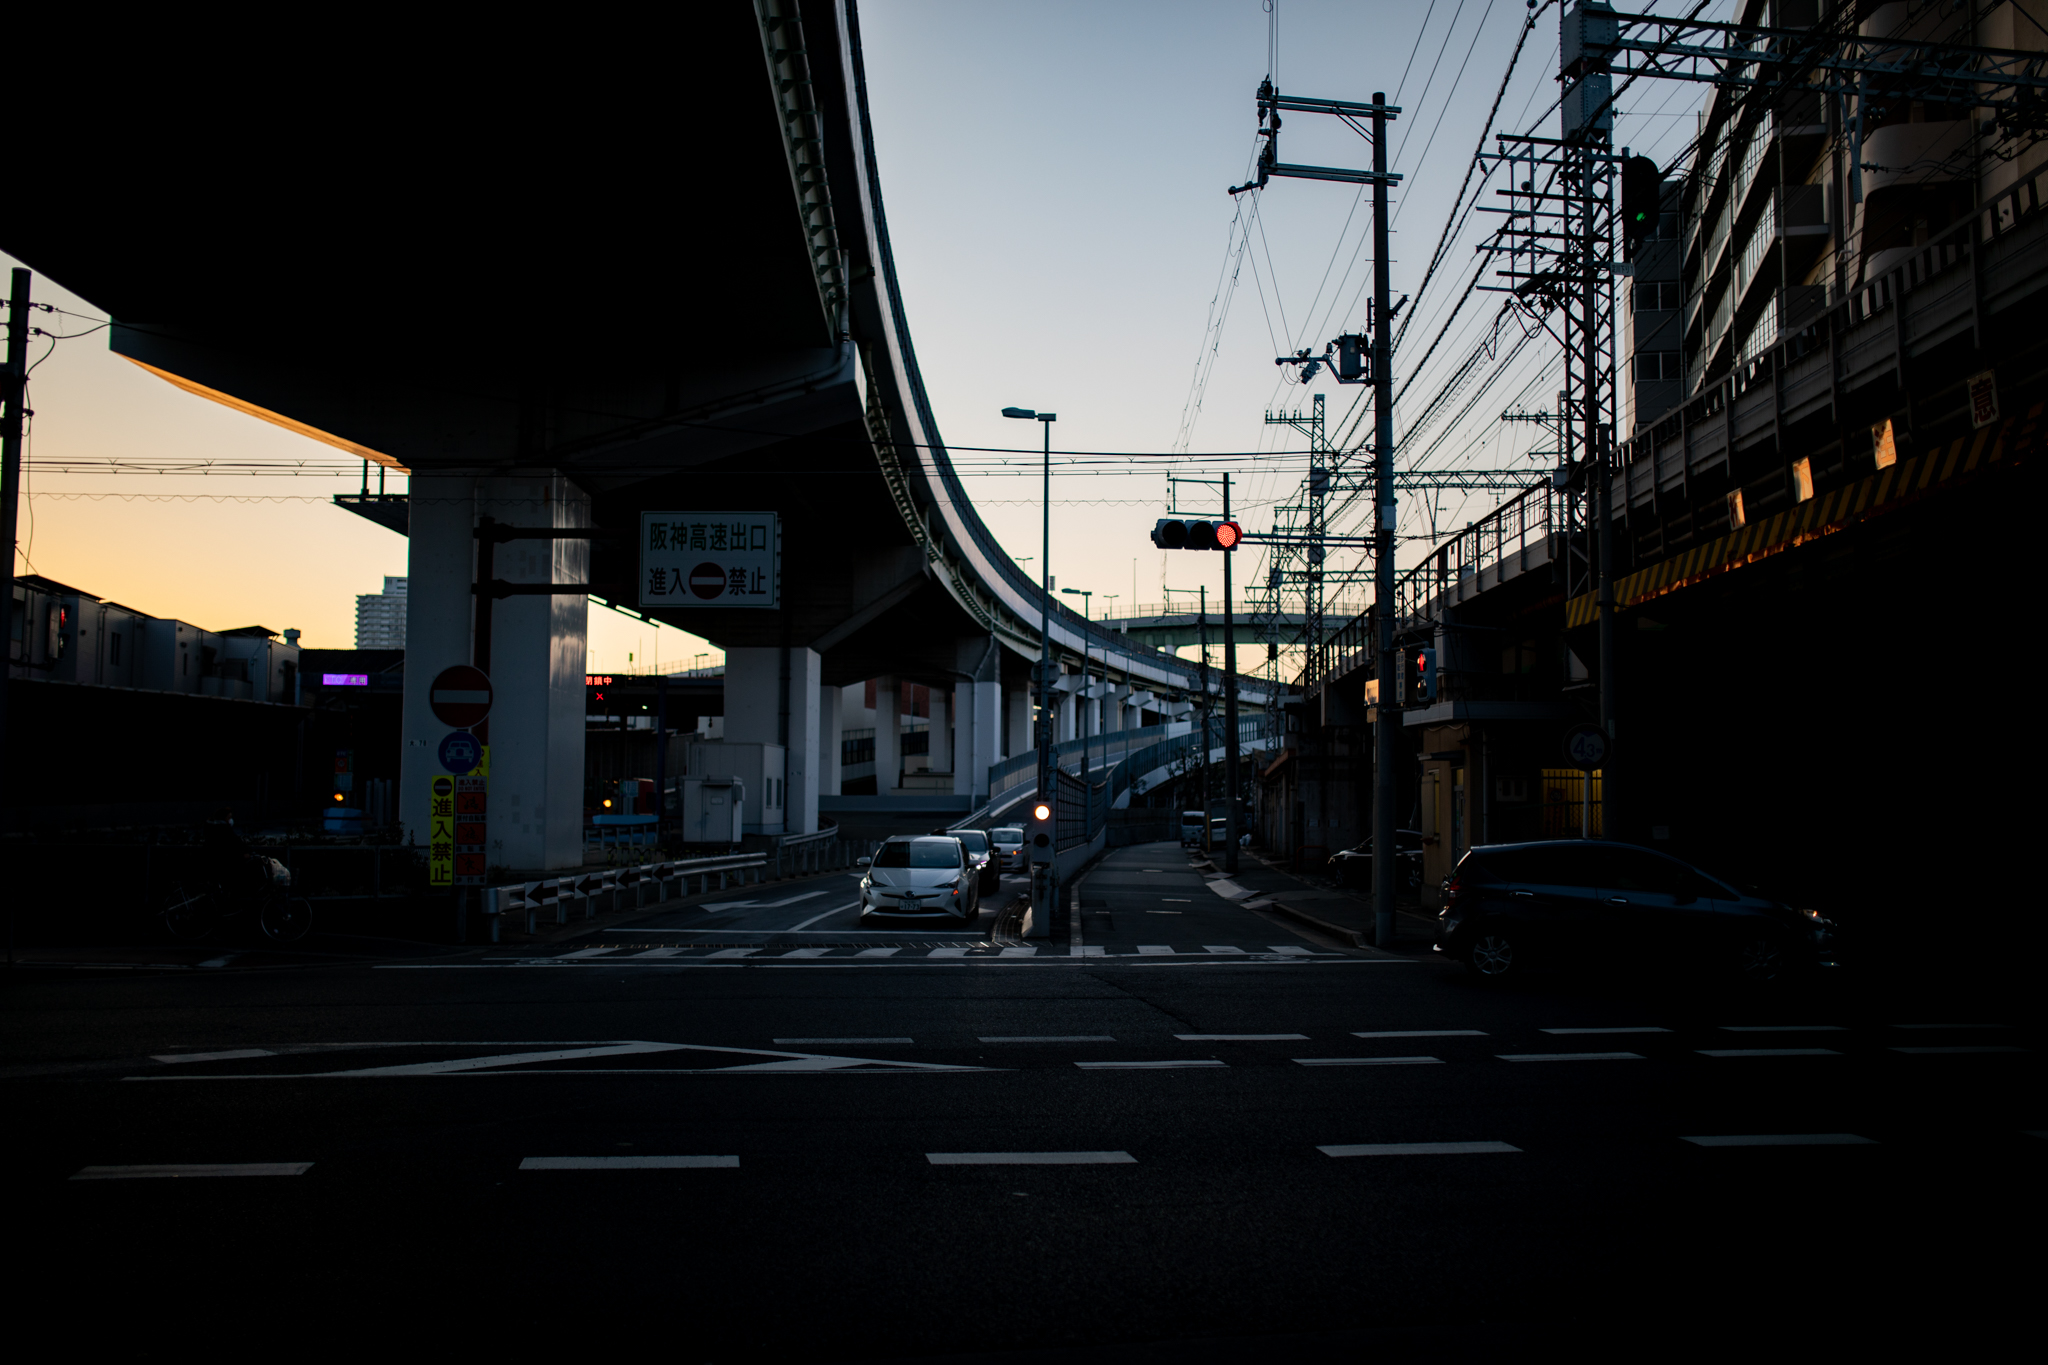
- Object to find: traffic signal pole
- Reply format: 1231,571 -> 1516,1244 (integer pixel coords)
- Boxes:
1221,474 -> 1240,875
1371,93 -> 1399,949
1036,413 -> 1056,936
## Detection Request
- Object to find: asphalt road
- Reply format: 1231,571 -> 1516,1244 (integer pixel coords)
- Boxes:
5,841 -> 2038,1359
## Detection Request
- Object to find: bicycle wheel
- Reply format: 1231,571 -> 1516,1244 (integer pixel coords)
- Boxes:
259,895 -> 314,944
163,885 -> 220,939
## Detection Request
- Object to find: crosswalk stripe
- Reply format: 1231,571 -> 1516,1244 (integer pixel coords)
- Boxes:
1136,946 -> 1174,955
72,1162 -> 312,1179
1319,1142 -> 1518,1157
926,1151 -> 1135,1165
1203,945 -> 1247,955
520,1156 -> 738,1169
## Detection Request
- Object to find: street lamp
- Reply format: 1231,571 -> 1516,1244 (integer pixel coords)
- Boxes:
1004,405 -> 1057,938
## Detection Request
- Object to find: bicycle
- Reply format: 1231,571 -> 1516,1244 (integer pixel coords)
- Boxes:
162,855 -> 314,944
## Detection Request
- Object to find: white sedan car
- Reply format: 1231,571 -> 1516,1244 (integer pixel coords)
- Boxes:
989,826 -> 1025,873
857,836 -> 980,925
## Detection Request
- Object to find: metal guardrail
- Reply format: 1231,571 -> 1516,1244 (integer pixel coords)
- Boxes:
483,852 -> 764,942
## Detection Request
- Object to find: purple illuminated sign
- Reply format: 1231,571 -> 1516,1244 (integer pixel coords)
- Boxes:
323,673 -> 369,687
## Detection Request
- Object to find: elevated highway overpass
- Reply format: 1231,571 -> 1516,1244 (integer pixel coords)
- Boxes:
7,1 -> 1278,868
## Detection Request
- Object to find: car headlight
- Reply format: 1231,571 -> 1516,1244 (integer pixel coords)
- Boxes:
1798,907 -> 1831,925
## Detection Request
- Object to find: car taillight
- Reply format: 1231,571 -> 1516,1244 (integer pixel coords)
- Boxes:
1444,875 -> 1465,899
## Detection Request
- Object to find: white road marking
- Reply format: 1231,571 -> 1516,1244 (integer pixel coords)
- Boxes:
1207,879 -> 1251,899
927,1151 -> 1135,1165
856,947 -> 900,957
1695,1048 -> 1840,1057
631,948 -> 684,958
72,1162 -> 312,1179
1270,946 -> 1312,955
1498,1051 -> 1645,1062
979,1036 -> 1117,1043
1001,947 -> 1038,958
1136,946 -> 1175,955
1203,946 -> 1248,955
1892,1023 -> 2009,1030
1319,1142 -> 1519,1157
561,948 -> 619,959
1295,1056 -> 1443,1067
703,890 -> 830,912
1071,945 -> 1105,956
1718,1024 -> 1843,1032
1075,1059 -> 1228,1070
520,1156 -> 737,1169
1160,898 -> 1192,902
928,948 -> 969,958
773,1037 -> 913,1045
1176,1033 -> 1307,1041
1890,1045 -> 2030,1055
1146,912 -> 1183,915
788,902 -> 857,931
780,948 -> 831,958
1541,1027 -> 1670,1035
1681,1134 -> 1875,1147
322,1042 -> 694,1076
1354,1029 -> 1487,1038
152,1049 -> 275,1064
707,948 -> 759,959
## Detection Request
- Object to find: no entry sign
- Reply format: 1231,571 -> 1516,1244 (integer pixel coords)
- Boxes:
639,511 -> 780,609
429,665 -> 493,728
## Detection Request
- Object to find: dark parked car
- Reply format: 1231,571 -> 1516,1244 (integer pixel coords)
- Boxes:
943,827 -> 1001,895
1328,829 -> 1425,890
1434,840 -> 1837,984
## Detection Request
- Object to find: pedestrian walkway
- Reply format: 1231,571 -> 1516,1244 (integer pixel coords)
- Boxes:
1189,849 -> 1439,950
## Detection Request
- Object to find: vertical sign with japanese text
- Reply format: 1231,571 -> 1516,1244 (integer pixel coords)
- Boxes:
427,775 -> 455,888
454,775 -> 487,885
639,511 -> 780,609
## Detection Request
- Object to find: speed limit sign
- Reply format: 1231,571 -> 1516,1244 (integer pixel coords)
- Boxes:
1563,723 -> 1608,770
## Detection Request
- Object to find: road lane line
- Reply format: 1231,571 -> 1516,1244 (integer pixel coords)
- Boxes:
1161,898 -> 1192,902
1890,1045 -> 2030,1055
152,1049 -> 275,1064
788,901 -> 858,931
1681,1134 -> 1875,1147
705,890 -> 830,912
72,1163 -> 312,1179
1694,1048 -> 1841,1057
1541,1027 -> 1670,1035
560,947 -> 620,959
1295,1056 -> 1443,1067
1074,1060 -> 1228,1070
926,1151 -> 1135,1165
1175,1033 -> 1307,1041
1498,1051 -> 1645,1062
520,1156 -> 737,1169
1319,1142 -> 1519,1157
323,1042 -> 694,1076
1353,1029 -> 1487,1038
1718,1024 -> 1844,1032
773,1037 -> 913,1045
980,1036 -> 1117,1043
1206,879 -> 1251,899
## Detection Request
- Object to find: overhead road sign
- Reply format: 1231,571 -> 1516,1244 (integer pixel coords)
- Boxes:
429,666 -> 493,727
640,511 -> 780,609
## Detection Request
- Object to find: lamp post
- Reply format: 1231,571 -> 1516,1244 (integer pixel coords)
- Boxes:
1003,405 -> 1056,938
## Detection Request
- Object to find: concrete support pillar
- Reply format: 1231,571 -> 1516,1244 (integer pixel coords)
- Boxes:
1057,687 -> 1077,743
724,645 -> 819,834
400,472 -> 588,872
874,675 -> 901,792
953,680 -> 1001,798
928,692 -> 951,772
820,679 -> 842,798
1006,685 -> 1030,760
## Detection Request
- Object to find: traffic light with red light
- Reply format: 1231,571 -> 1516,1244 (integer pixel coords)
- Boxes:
1151,518 -> 1243,551
1403,647 -> 1437,705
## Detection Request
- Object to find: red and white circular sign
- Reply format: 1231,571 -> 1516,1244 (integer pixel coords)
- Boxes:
688,562 -> 727,600
429,665 -> 493,727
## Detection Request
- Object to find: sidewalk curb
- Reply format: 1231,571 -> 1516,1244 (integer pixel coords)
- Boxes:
1254,897 -> 1372,950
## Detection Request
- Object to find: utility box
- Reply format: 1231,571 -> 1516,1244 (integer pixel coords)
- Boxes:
679,776 -> 745,845
684,741 -> 784,835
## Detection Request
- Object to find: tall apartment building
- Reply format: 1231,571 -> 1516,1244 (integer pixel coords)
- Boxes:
354,576 -> 408,650
1672,0 -> 2047,396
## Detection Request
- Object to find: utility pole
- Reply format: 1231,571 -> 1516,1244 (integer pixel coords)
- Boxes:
1222,472 -> 1240,875
1370,93 -> 1398,949
0,269 -> 30,966
1003,405 -> 1057,937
